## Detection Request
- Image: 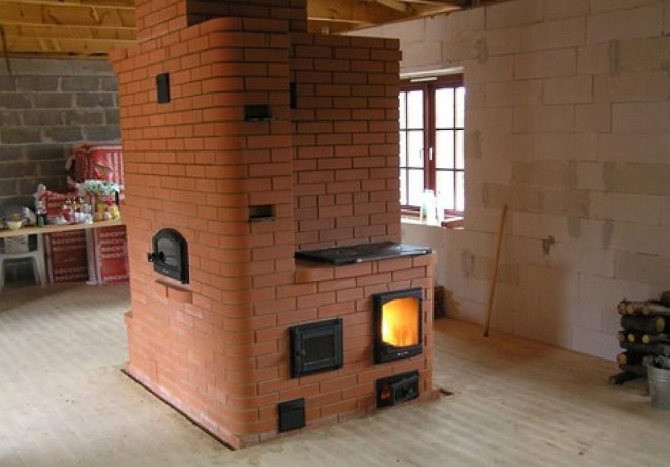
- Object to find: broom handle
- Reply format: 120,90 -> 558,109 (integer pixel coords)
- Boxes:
484,204 -> 508,337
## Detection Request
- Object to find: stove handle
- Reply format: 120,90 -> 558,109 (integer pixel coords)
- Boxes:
147,251 -> 166,263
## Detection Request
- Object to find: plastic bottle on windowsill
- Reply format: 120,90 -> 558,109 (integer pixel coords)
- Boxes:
435,192 -> 446,225
421,189 -> 439,226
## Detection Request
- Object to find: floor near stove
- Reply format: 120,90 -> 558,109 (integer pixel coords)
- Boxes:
1,283 -> 668,466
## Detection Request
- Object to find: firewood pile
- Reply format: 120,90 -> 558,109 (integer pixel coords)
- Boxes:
610,291 -> 670,384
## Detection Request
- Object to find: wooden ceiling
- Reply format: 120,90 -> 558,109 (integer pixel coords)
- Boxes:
0,0 -> 502,58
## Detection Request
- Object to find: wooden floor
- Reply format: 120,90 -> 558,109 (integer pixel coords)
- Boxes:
1,284 -> 669,466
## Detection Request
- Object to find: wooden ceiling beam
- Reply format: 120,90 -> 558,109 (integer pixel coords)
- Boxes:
0,0 -> 510,57
6,35 -> 134,56
2,24 -> 135,41
306,0 -> 463,34
4,0 -> 135,9
0,19 -> 135,31
372,0 -> 409,13
384,0 -> 457,5
0,1 -> 135,29
309,17 -> 373,26
307,0 -> 418,25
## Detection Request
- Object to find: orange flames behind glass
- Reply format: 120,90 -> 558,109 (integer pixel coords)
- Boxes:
381,297 -> 419,347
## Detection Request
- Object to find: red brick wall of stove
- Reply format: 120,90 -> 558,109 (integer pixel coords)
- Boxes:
111,0 -> 419,450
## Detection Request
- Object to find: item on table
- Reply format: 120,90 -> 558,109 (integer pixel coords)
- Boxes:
35,200 -> 47,227
6,213 -> 23,230
22,207 -> 36,226
71,144 -> 124,187
109,205 -> 121,220
62,203 -> 73,224
79,179 -> 120,198
80,201 -> 93,224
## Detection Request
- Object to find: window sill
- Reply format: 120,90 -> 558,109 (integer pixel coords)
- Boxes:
401,215 -> 464,229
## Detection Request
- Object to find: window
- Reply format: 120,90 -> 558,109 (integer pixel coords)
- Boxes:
399,75 -> 465,217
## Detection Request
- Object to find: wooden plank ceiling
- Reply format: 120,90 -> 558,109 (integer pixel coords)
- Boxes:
0,0 -> 503,58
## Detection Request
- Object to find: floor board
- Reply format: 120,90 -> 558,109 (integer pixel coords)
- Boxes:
0,284 -> 668,466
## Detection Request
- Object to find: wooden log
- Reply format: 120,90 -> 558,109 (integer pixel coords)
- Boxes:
620,300 -> 670,316
616,331 -> 626,343
618,363 -> 647,376
624,301 -> 646,315
617,301 -> 628,315
642,333 -> 670,345
608,371 -> 642,385
621,342 -> 670,357
626,332 -> 644,343
661,291 -> 670,307
616,351 -> 644,366
620,315 -> 665,334
641,302 -> 670,316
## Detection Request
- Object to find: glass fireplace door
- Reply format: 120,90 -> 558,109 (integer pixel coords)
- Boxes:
373,288 -> 423,364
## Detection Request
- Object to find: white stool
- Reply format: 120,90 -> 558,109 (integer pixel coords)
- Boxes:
0,234 -> 46,291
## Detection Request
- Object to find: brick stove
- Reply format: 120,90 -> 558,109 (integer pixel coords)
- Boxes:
110,0 -> 436,449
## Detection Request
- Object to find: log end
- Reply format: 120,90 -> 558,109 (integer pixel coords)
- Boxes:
656,317 -> 666,333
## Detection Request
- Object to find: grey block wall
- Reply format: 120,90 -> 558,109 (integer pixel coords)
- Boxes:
358,0 -> 670,360
0,59 -> 120,203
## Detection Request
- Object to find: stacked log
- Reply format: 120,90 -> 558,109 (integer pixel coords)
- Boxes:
616,351 -> 644,366
661,291 -> 670,307
610,292 -> 670,384
617,300 -> 670,317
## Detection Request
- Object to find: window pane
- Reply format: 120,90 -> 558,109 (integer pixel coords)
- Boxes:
436,87 -> 454,128
399,92 -> 406,130
407,90 -> 424,129
399,131 -> 407,167
408,169 -> 424,206
407,130 -> 424,168
436,171 -> 455,211
456,171 -> 465,211
455,130 -> 464,169
399,168 -> 407,205
436,130 -> 454,169
455,87 -> 465,128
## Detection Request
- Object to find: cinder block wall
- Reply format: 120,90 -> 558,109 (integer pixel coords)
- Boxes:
0,59 -> 120,203
355,0 -> 670,359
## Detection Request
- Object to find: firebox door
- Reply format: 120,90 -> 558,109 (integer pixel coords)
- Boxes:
147,228 -> 189,284
373,288 -> 423,364
290,318 -> 343,377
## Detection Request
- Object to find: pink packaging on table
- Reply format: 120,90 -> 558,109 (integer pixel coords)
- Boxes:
73,144 -> 124,187
44,231 -> 89,283
94,225 -> 129,285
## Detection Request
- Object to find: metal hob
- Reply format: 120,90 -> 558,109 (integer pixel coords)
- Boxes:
295,242 -> 432,265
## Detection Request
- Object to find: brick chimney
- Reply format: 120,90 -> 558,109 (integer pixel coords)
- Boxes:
110,0 -> 435,449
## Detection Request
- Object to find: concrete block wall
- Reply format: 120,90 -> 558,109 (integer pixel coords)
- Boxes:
357,0 -> 670,360
0,59 -> 119,203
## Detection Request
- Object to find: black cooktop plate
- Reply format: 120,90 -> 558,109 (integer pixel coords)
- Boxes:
295,242 -> 431,265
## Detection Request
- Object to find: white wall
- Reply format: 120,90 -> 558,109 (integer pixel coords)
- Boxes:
353,0 -> 670,359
